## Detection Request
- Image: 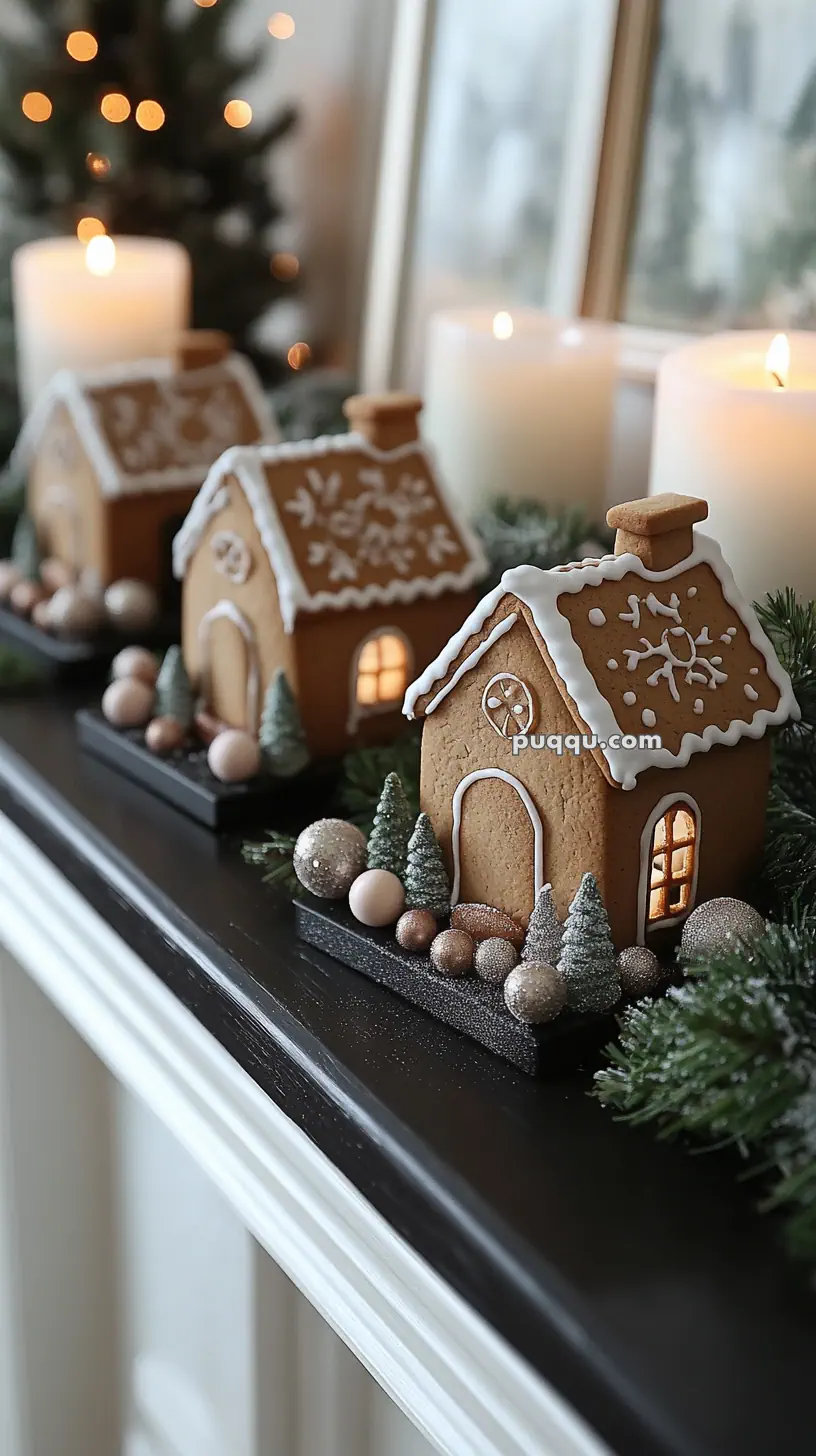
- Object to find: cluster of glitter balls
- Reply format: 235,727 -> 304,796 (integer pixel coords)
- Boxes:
293,816 -> 766,1027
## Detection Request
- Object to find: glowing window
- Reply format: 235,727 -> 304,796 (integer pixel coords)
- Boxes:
648,805 -> 697,923
355,633 -> 409,711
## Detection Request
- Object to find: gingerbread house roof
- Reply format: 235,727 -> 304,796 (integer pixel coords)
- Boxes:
172,433 -> 488,633
14,353 -> 276,497
403,531 -> 799,790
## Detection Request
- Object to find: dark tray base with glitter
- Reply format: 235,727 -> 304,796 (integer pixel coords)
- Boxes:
0,605 -> 179,681
295,898 -> 613,1076
76,708 -> 336,830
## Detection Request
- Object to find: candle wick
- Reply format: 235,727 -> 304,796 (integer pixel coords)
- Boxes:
770,370 -> 785,390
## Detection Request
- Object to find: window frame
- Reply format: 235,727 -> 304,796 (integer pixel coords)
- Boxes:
359,0 -> 685,393
638,793 -> 701,944
347,626 -> 413,735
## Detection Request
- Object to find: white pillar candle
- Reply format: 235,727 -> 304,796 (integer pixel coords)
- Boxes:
422,309 -> 618,520
12,236 -> 192,410
650,331 -> 816,605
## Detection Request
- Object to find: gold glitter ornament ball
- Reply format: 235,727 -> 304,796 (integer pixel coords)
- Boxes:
474,937 -> 518,984
293,819 -> 367,899
430,928 -> 474,976
504,962 -> 566,1024
396,909 -> 437,952
680,898 -> 766,962
616,945 -> 662,996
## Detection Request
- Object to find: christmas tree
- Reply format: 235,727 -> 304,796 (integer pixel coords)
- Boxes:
10,511 -> 40,581
522,883 -> 563,967
367,772 -> 413,879
404,813 -> 450,919
558,873 -> 620,1014
0,0 -> 297,455
155,645 -> 193,730
259,669 -> 309,778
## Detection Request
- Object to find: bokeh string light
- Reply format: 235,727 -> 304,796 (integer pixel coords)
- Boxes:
100,92 -> 131,123
76,216 -> 106,244
66,30 -> 98,61
21,91 -> 52,122
270,251 -> 299,281
86,152 -> 111,178
268,13 -> 295,39
287,341 -> 311,371
224,99 -> 252,128
135,100 -> 165,131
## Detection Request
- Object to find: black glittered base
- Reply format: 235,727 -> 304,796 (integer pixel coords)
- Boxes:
0,604 -> 178,681
295,898 -> 613,1075
76,708 -> 336,830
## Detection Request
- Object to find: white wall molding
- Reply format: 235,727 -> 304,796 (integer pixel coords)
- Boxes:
0,808 -> 610,1456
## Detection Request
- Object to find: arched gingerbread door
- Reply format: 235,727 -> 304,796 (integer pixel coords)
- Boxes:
451,769 -> 544,925
198,601 -> 260,732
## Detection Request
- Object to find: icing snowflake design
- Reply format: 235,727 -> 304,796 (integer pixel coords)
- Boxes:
106,384 -> 245,474
481,673 -> 536,737
619,590 -> 729,703
283,466 -> 461,585
211,530 -> 252,585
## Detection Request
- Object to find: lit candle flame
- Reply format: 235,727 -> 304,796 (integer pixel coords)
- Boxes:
492,311 -> 514,341
766,333 -> 790,390
85,234 -> 116,277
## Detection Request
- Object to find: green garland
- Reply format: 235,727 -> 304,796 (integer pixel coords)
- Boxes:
595,921 -> 816,1262
473,496 -> 610,589
596,588 -> 816,1264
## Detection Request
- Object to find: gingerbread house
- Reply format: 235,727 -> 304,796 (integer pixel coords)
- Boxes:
403,495 -> 799,949
15,331 -> 276,602
172,393 -> 488,759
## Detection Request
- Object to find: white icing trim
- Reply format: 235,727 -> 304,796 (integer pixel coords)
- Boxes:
450,769 -> 544,909
480,672 -> 535,738
418,612 -> 518,718
13,354 -> 277,499
198,599 -> 261,734
637,794 -> 701,946
346,625 -> 413,735
173,433 -> 487,630
403,533 -> 800,788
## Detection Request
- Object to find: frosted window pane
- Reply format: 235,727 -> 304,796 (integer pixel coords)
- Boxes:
401,0 -> 588,381
623,0 -> 816,331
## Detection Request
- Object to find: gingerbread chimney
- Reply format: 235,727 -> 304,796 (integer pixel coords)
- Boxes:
175,329 -> 232,373
607,493 -> 709,571
343,392 -> 423,453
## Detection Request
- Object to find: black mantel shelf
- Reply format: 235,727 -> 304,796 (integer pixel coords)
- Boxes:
0,690 -> 813,1456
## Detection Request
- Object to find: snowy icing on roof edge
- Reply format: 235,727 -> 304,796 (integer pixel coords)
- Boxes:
171,432 -> 489,633
402,532 -> 800,790
13,353 -> 277,497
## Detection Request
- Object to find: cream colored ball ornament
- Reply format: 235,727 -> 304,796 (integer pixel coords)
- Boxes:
9,579 -> 45,617
111,646 -> 160,686
207,729 -> 261,783
32,597 -> 53,630
101,677 -> 155,728
104,578 -> 159,632
348,868 -> 405,927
